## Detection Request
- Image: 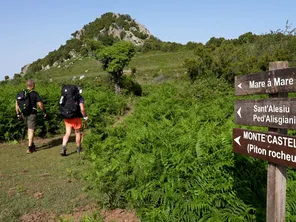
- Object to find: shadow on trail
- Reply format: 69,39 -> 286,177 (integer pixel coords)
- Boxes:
65,150 -> 79,156
37,135 -> 76,151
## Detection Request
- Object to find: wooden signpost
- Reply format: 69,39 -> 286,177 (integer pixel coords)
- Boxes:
233,128 -> 296,168
235,98 -> 296,129
233,61 -> 293,222
235,67 -> 296,96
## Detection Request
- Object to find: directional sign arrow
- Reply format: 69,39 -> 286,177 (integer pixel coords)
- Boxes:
234,136 -> 241,146
235,98 -> 296,129
235,67 -> 296,95
233,128 -> 296,169
237,107 -> 242,118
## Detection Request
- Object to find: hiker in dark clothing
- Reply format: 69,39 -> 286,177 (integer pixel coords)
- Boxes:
15,80 -> 47,153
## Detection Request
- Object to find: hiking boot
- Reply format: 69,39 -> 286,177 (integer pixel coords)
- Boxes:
60,149 -> 67,156
77,147 -> 83,154
32,143 -> 37,152
27,146 -> 34,154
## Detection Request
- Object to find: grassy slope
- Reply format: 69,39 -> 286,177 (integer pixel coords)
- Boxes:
39,50 -> 195,84
129,51 -> 194,84
0,137 -> 95,222
35,57 -> 107,81
1,50 -> 194,221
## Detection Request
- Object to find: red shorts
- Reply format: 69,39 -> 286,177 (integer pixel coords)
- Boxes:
64,118 -> 82,130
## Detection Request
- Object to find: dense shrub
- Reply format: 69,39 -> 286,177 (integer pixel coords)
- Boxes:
0,82 -> 126,141
83,78 -> 267,221
185,32 -> 296,83
121,76 -> 142,96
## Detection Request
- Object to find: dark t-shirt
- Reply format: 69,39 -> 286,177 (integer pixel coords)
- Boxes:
29,91 -> 42,114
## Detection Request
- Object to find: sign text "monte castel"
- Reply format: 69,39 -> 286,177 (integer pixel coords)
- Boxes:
233,128 -> 296,168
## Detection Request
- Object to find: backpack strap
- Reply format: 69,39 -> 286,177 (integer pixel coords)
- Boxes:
23,89 -> 37,113
24,89 -> 33,94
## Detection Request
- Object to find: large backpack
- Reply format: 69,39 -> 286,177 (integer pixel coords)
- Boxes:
59,85 -> 81,119
16,89 -> 32,116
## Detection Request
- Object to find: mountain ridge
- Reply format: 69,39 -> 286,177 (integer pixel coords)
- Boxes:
21,12 -> 154,75
72,12 -> 152,45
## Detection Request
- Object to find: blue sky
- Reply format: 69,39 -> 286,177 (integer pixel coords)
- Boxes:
0,0 -> 295,80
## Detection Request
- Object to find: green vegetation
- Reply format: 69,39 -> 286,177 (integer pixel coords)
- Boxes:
83,78 -> 258,221
182,32 -> 296,83
97,41 -> 136,94
3,14 -> 296,221
0,141 -> 95,222
0,82 -> 127,142
26,12 -> 152,74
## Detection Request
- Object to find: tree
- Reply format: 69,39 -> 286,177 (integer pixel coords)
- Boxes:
4,75 -> 9,81
184,44 -> 212,82
238,32 -> 257,44
97,41 -> 135,94
13,73 -> 21,79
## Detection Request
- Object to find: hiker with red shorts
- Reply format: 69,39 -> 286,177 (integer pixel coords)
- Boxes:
59,85 -> 88,156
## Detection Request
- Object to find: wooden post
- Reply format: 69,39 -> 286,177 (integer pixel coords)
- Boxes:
266,61 -> 289,222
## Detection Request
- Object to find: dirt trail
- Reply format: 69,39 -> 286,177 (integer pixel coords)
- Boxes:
1,117 -> 140,222
21,208 -> 139,222
113,98 -> 135,128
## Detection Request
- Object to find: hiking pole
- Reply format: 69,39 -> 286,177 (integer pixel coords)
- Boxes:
81,118 -> 88,143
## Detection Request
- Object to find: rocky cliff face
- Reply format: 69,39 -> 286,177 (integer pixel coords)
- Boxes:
72,13 -> 151,46
21,64 -> 31,74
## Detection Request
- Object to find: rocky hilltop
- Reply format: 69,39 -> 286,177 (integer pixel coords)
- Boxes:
22,12 -> 153,74
73,13 -> 151,46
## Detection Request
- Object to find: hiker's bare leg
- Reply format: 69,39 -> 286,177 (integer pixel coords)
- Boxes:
75,129 -> 81,147
28,129 -> 34,146
62,126 -> 72,147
